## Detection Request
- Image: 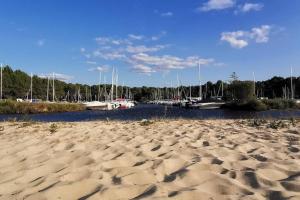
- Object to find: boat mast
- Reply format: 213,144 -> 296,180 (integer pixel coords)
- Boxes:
189,85 -> 191,100
115,69 -> 118,99
46,76 -> 49,101
30,73 -> 33,102
78,87 -> 80,102
89,86 -> 92,101
66,90 -> 69,101
221,81 -> 224,97
121,82 -> 124,99
253,72 -> 256,97
98,71 -> 101,101
291,67 -> 294,99
52,72 -> 55,102
170,81 -> 173,99
104,76 -> 107,101
111,68 -> 114,101
0,63 -> 2,100
85,86 -> 88,102
198,61 -> 202,100
177,73 -> 180,99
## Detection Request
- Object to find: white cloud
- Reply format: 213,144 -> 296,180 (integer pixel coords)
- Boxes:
221,31 -> 249,48
161,12 -> 173,17
235,3 -> 263,14
251,25 -> 271,43
126,45 -> 167,54
95,37 -> 131,45
39,73 -> 73,82
213,62 -> 227,67
154,10 -> 174,17
84,54 -> 91,59
151,31 -> 167,41
86,61 -> 97,65
37,39 -> 45,47
93,50 -> 126,60
240,3 -> 263,12
111,40 -> 122,45
54,73 -> 74,82
128,34 -> 144,40
200,0 -> 235,11
221,25 -> 271,48
95,37 -> 110,45
131,65 -> 156,75
80,48 -> 86,53
129,53 -> 214,71
88,65 -> 110,72
83,32 -> 221,75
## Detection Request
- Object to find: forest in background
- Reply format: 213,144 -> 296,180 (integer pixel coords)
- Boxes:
0,66 -> 299,102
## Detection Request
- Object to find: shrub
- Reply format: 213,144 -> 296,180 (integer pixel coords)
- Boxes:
246,99 -> 268,111
49,123 -> 58,133
222,99 -> 299,111
262,99 -> 297,110
267,120 -> 291,129
229,81 -> 255,103
221,99 -> 267,111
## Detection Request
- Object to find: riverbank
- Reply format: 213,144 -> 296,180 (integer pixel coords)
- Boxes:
222,99 -> 300,111
0,100 -> 85,114
0,119 -> 299,199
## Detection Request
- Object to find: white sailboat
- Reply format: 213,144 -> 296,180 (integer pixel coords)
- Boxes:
84,70 -> 111,110
186,60 -> 224,109
112,69 -> 135,109
84,67 -> 135,110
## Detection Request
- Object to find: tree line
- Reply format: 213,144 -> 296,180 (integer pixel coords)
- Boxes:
0,66 -> 299,102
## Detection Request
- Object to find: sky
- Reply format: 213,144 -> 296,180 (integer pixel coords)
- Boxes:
0,0 -> 300,87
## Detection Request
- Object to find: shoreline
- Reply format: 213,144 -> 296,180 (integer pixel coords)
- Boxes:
0,104 -> 299,122
0,119 -> 299,199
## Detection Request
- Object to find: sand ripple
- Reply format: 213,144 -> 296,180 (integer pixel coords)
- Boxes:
0,119 -> 299,199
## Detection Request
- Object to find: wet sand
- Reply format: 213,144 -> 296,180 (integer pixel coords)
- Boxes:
0,119 -> 299,200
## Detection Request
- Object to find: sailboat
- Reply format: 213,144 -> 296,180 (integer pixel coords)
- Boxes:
112,68 -> 135,109
84,67 -> 135,110
84,70 -> 111,110
185,61 -> 224,109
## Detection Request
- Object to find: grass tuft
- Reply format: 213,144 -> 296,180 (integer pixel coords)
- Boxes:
49,123 -> 58,134
242,118 -> 297,129
139,119 -> 154,126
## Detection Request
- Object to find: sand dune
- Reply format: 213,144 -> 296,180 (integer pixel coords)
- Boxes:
0,119 -> 299,200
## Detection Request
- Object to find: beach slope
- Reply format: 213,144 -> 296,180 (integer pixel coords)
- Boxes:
0,119 -> 299,200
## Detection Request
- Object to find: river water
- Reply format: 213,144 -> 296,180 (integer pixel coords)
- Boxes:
0,104 -> 299,122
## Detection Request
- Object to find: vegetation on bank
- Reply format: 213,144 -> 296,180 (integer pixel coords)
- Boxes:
222,99 -> 299,111
0,66 -> 299,102
222,80 -> 299,111
0,100 -> 85,114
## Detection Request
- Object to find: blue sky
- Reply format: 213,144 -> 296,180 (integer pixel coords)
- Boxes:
0,0 -> 299,86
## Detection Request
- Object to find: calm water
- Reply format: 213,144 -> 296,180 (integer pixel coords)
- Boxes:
0,104 -> 299,122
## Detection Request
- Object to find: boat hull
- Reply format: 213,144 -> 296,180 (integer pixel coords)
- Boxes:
86,105 -> 108,110
187,102 -> 225,109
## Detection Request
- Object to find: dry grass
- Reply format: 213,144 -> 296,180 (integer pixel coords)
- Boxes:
0,100 -> 85,114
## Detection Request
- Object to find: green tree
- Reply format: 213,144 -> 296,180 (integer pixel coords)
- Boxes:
229,72 -> 239,82
229,81 -> 255,103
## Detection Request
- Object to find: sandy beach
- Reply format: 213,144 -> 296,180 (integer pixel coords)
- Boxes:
0,119 -> 299,200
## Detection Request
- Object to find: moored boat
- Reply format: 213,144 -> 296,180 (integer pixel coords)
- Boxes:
84,101 -> 109,110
